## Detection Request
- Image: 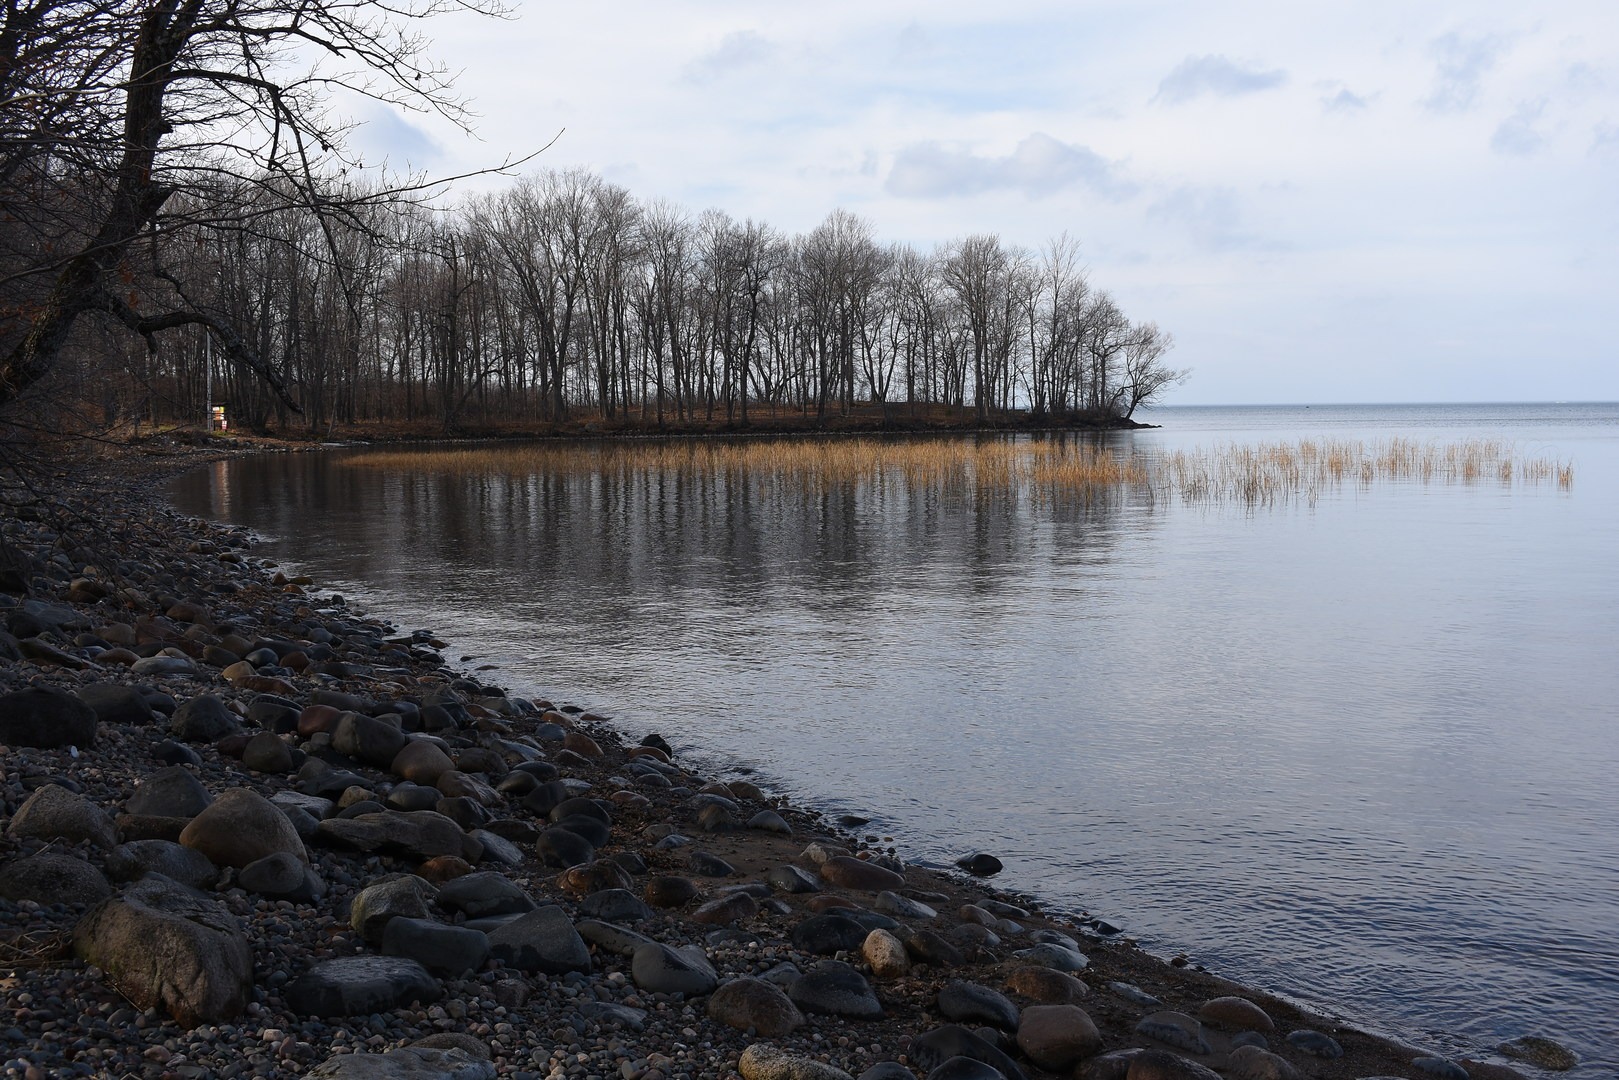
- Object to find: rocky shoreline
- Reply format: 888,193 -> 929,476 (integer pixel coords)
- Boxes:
0,439 -> 1567,1080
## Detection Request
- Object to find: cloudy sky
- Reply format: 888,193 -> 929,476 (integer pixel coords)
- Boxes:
353,1 -> 1617,405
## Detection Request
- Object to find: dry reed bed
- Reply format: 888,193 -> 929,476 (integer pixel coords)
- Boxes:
347,437 -> 1572,506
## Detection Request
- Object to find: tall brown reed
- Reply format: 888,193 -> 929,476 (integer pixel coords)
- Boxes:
347,435 -> 1570,506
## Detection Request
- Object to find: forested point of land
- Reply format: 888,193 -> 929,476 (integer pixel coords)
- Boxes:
0,1 -> 1185,445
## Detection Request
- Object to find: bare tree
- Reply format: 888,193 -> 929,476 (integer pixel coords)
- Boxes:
0,0 -> 513,415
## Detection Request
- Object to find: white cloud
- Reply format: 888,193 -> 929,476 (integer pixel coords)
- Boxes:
683,30 -> 778,84
1153,55 -> 1287,105
1423,32 -> 1504,113
1321,87 -> 1370,113
886,133 -> 1136,200
1491,99 -> 1549,156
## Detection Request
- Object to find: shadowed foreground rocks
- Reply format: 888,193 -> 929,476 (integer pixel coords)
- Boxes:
0,447 -> 1569,1080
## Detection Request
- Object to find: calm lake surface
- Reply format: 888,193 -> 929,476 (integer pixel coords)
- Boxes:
170,403 -> 1619,1071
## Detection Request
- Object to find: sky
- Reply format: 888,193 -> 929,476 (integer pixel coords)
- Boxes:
347,1 -> 1618,406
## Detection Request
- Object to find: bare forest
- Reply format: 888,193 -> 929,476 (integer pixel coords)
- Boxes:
0,0 -> 1184,439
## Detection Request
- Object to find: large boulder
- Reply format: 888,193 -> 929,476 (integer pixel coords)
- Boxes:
73,875 -> 252,1027
0,686 -> 98,748
179,788 -> 307,868
6,784 -> 118,849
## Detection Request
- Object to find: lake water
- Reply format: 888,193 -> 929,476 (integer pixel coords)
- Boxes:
170,403 -> 1619,1072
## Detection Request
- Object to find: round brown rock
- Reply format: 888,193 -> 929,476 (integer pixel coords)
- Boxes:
644,875 -> 701,908
562,731 -> 603,758
392,740 -> 455,785
818,855 -> 904,891
708,977 -> 805,1037
1124,1049 -> 1221,1080
690,891 -> 759,925
1006,965 -> 1088,1004
1225,1045 -> 1301,1080
180,788 -> 308,868
1016,1003 -> 1103,1071
1198,995 -> 1275,1033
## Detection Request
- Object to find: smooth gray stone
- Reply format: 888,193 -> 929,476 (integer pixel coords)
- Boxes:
910,1026 -> 1027,1080
272,791 -> 335,821
126,766 -> 213,818
381,917 -> 490,975
746,809 -> 792,835
238,851 -> 323,902
304,1046 -> 494,1079
1136,1011 -> 1212,1055
435,872 -> 535,919
285,956 -> 442,1018
6,784 -> 118,849
842,909 -> 902,933
926,1058 -> 1005,1080
0,686 -> 99,747
462,912 -> 531,934
534,826 -> 594,868
485,905 -> 590,974
788,959 -> 883,1019
576,919 -> 657,957
169,694 -> 238,742
630,942 -> 718,996
76,682 -> 154,726
579,888 -> 654,923
315,810 -> 468,862
350,877 -> 435,943
549,797 -> 611,825
791,914 -> 869,955
0,852 -> 111,906
1286,1030 -> 1344,1058
105,840 -> 218,889
131,655 -> 198,677
551,814 -> 611,849
938,980 -> 1019,1031
576,1001 -> 647,1031
1012,943 -> 1088,971
860,1065 -> 915,1080
1412,1058 -> 1469,1080
765,865 -> 821,893
1027,928 -> 1080,950
875,890 -> 936,919
387,784 -> 442,812
467,830 -> 523,866
688,851 -> 735,877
